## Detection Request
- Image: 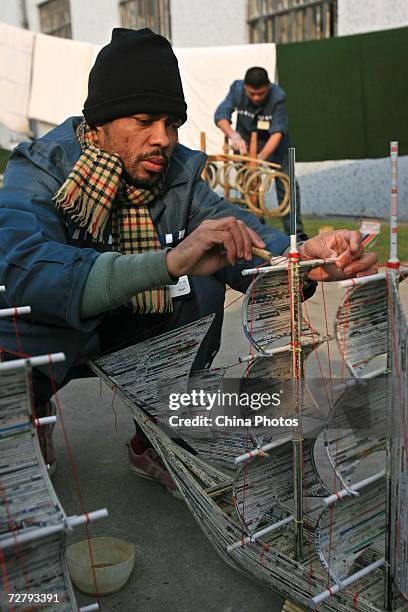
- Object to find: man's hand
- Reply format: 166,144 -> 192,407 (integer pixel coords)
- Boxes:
299,230 -> 378,281
166,217 -> 265,278
229,131 -> 248,156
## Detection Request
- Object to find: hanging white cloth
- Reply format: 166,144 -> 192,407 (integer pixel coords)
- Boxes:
0,21 -> 35,135
175,43 -> 276,154
28,33 -> 96,125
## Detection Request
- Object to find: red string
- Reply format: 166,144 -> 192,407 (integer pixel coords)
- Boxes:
0,546 -> 14,612
46,363 -> 102,608
111,384 -> 118,433
0,348 -> 31,359
300,285 -> 335,410
11,312 -> 24,357
260,543 -> 270,565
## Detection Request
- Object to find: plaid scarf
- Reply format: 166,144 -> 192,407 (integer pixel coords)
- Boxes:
53,120 -> 172,314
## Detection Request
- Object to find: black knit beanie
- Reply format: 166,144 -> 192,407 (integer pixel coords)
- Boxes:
83,28 -> 187,125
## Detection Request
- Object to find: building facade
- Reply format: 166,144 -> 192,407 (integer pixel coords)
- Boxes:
2,0 -> 408,48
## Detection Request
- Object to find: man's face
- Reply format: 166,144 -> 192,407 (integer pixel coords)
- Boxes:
244,84 -> 269,106
96,114 -> 182,188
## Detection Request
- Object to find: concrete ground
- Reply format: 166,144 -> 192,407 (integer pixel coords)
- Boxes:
52,279 -> 408,612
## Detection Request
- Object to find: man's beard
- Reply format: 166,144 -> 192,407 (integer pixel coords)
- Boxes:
124,149 -> 170,188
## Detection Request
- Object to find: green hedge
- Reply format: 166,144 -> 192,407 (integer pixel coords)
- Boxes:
0,148 -> 10,174
277,27 -> 408,161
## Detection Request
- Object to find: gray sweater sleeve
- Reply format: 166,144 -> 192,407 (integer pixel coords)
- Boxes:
80,250 -> 177,319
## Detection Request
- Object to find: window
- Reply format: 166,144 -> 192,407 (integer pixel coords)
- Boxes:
39,0 -> 72,39
248,0 -> 337,44
119,0 -> 171,40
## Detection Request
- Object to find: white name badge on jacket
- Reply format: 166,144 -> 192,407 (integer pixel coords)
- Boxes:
257,119 -> 270,130
168,275 -> 191,298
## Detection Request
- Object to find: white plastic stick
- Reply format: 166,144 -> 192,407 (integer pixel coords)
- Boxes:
338,272 -> 386,288
240,343 -> 298,363
0,306 -> 31,318
324,470 -> 385,507
239,336 -> 327,363
227,515 -> 293,552
241,258 -> 337,276
288,148 -> 298,253
332,367 -> 387,394
0,352 -> 65,372
0,285 -> 5,292
389,141 -> 398,264
67,509 -> 108,528
311,559 -> 384,605
35,416 -> 57,426
79,606 -> 99,612
234,434 -> 292,465
0,509 -> 108,550
239,353 -> 256,363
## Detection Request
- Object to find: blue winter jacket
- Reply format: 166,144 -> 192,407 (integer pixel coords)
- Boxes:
214,80 -> 290,164
0,117 -> 290,382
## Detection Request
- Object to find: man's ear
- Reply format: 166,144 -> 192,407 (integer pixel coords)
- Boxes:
94,124 -> 105,147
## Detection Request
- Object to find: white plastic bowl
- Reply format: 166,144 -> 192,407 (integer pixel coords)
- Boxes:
66,537 -> 135,596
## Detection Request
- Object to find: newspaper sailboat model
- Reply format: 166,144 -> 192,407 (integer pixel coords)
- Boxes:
90,142 -> 407,611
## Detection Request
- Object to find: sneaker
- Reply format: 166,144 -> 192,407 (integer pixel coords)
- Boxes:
36,400 -> 57,476
126,438 -> 182,499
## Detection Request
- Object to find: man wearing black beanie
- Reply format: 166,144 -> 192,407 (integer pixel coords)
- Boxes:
0,28 -> 376,490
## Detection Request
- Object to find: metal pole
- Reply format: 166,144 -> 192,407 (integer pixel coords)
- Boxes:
389,141 -> 399,265
288,147 -> 303,560
288,147 -> 297,251
384,141 -> 399,610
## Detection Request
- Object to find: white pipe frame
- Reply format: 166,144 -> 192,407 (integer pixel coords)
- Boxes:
227,515 -> 294,552
0,306 -> 31,318
0,352 -> 65,371
311,559 -> 385,606
323,470 -> 385,507
234,434 -> 292,465
0,509 -> 108,550
241,258 -> 337,277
